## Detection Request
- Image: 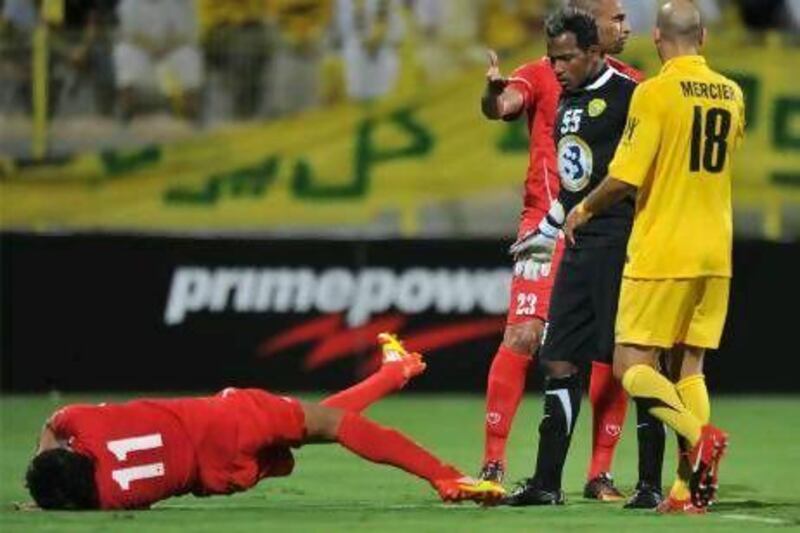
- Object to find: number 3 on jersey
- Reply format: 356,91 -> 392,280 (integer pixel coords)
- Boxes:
107,434 -> 165,490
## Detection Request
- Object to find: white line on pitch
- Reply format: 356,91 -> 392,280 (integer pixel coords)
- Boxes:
720,513 -> 790,525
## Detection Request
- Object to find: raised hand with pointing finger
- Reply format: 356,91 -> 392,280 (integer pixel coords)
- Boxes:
481,50 -> 523,120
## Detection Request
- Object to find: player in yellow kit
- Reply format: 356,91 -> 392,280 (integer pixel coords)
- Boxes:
562,0 -> 745,513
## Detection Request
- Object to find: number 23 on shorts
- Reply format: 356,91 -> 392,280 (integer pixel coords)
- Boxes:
516,293 -> 538,317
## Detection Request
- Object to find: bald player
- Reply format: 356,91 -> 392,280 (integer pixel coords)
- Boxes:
564,0 -> 745,513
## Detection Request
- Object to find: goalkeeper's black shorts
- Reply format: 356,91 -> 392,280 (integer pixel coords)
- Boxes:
539,244 -> 626,366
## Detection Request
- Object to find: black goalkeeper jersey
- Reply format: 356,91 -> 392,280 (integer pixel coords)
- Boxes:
555,64 -> 637,248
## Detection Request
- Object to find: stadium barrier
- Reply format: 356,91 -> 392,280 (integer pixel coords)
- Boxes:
2,232 -> 797,393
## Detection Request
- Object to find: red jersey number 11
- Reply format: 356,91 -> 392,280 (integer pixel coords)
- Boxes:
106,434 -> 165,490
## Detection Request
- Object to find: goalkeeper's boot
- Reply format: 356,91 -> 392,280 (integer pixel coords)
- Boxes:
656,495 -> 707,515
583,472 -> 625,502
478,460 -> 505,484
502,478 -> 565,506
434,476 -> 506,505
623,480 -> 663,509
378,332 -> 426,384
688,424 -> 728,508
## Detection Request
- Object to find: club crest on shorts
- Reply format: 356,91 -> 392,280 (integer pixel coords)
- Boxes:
558,135 -> 593,192
588,98 -> 607,117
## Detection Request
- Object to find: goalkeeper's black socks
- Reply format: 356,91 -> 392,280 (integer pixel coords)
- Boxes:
635,400 -> 665,488
531,374 -> 582,491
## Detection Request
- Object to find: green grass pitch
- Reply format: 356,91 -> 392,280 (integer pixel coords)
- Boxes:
2,394 -> 799,532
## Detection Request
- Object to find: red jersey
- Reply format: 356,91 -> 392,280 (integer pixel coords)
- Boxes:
50,389 -> 305,510
506,56 -> 644,231
51,401 -> 198,510
606,56 -> 645,83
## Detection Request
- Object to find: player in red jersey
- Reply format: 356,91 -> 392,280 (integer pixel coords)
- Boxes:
479,0 -> 664,507
24,334 -> 504,510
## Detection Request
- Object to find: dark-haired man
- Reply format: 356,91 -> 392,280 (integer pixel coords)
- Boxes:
25,334 -> 504,510
564,0 -> 745,512
479,0 -> 663,507
502,8 -> 658,506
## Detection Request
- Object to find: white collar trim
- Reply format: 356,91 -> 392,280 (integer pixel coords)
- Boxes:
584,65 -> 617,91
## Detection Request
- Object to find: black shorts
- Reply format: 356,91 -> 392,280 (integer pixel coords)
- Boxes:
539,245 -> 625,365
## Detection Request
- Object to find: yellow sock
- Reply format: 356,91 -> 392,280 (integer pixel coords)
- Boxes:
621,365 -> 703,445
669,474 -> 692,501
670,374 -> 711,500
677,374 -> 710,424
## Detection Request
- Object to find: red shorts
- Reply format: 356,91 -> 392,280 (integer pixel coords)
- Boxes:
505,222 -> 565,326
176,388 -> 306,496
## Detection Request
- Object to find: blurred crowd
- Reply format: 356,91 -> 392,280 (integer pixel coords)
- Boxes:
1,0 -> 798,126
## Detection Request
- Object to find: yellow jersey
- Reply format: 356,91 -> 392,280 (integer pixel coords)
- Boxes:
608,55 -> 745,279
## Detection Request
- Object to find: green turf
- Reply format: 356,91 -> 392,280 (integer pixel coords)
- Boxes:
2,393 -> 799,532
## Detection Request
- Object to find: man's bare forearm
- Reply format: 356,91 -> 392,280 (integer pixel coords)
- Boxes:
481,85 -> 522,120
482,50 -> 523,120
582,176 -> 637,216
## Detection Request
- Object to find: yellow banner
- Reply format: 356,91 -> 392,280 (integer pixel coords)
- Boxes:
2,36 -> 798,237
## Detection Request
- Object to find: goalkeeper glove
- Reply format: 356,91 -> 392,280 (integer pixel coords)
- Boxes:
508,201 -> 564,259
508,201 -> 564,281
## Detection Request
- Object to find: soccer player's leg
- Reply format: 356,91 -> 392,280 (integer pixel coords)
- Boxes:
583,245 -> 629,502
670,277 -> 730,509
585,360 -> 630,501
480,240 -> 562,482
503,249 -> 590,506
301,402 -> 505,505
623,399 -> 666,509
320,333 -> 426,413
658,280 -> 728,512
481,319 -> 541,482
615,278 -> 729,509
616,346 -> 727,510
658,348 -> 708,514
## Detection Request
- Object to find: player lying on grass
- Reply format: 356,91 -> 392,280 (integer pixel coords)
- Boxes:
24,334 -> 504,510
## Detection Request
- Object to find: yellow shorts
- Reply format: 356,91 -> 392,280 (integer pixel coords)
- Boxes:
615,277 -> 730,349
